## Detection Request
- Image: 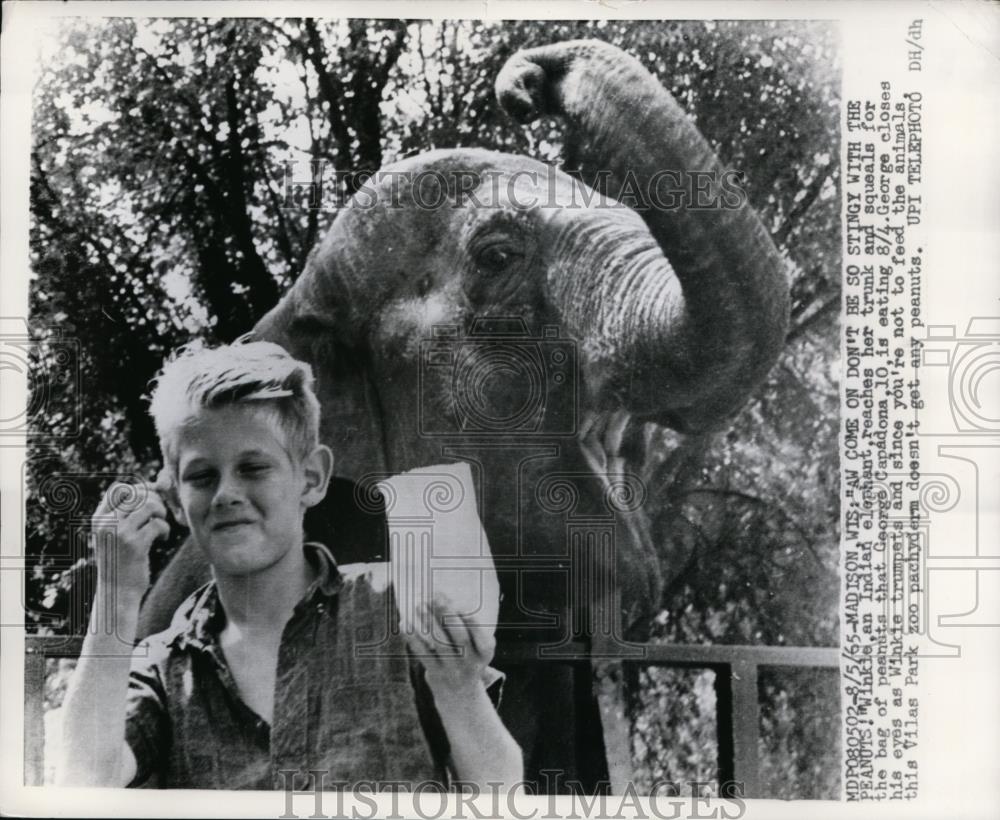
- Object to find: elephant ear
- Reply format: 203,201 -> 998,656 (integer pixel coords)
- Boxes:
497,40 -> 789,433
250,228 -> 362,368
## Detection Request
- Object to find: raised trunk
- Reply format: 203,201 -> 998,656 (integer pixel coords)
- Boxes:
498,41 -> 789,432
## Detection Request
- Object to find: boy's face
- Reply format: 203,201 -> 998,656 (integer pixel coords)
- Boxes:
171,405 -> 331,577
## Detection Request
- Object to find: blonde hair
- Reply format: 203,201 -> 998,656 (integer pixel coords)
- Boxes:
148,339 -> 321,476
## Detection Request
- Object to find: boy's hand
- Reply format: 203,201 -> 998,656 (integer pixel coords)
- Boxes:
406,595 -> 495,697
91,479 -> 170,599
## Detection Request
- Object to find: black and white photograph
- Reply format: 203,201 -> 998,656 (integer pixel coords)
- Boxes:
1,2 -> 997,818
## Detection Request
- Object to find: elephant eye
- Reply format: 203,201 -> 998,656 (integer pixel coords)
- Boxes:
476,244 -> 521,273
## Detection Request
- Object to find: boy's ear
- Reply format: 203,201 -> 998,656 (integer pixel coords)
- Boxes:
301,444 -> 334,508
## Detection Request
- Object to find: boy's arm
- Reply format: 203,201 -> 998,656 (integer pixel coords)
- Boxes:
56,481 -> 169,787
56,590 -> 142,786
406,601 -> 523,789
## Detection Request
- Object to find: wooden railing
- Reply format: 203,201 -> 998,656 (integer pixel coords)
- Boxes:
24,635 -> 838,794
603,642 -> 840,797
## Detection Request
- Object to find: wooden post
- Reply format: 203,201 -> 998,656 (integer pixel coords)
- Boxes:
24,646 -> 46,786
589,574 -> 645,796
715,659 -> 761,798
592,658 -> 632,794
730,659 -> 761,798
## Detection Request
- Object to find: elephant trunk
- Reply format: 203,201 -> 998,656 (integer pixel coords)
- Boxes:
498,40 -> 789,432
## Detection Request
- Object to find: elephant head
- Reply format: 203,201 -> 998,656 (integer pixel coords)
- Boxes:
248,39 -> 787,627
141,35 -> 786,666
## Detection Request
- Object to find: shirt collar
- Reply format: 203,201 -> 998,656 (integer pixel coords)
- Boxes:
301,541 -> 343,599
168,541 -> 342,652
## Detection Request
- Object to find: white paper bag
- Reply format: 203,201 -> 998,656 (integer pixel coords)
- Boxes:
376,462 -> 499,643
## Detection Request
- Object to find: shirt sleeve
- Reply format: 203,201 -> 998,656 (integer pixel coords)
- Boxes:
123,637 -> 172,788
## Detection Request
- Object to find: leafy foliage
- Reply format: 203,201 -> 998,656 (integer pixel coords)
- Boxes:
28,17 -> 840,797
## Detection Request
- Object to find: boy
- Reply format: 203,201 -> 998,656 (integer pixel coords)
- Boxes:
57,341 -> 522,790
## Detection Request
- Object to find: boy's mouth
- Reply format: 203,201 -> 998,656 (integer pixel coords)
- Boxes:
212,519 -> 255,532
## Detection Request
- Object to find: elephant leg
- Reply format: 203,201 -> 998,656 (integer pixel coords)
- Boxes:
498,662 -> 611,793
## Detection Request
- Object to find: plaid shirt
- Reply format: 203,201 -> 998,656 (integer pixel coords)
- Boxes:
125,542 -> 502,789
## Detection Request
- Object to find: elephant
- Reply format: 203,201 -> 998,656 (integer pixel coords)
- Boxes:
137,39 -> 789,790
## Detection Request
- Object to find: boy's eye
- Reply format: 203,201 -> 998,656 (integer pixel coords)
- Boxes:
183,471 -> 215,486
241,463 -> 271,475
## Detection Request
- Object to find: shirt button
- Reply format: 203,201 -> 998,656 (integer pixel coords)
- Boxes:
316,603 -> 325,613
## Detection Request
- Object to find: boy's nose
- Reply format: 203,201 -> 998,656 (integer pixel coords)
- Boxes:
212,474 -> 245,507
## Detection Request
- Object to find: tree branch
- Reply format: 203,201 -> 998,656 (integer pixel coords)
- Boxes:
299,19 -> 353,164
785,294 -> 839,345
773,165 -> 833,248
